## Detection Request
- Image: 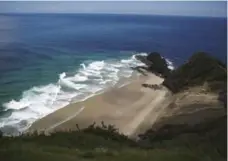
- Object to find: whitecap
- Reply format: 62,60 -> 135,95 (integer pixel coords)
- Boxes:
0,52 -> 164,135
165,58 -> 175,70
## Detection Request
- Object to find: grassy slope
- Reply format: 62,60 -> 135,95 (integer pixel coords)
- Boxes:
163,52 -> 227,93
0,116 -> 226,161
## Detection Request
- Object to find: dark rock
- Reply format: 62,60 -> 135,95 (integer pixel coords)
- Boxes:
135,52 -> 171,78
142,83 -> 162,90
146,52 -> 171,78
131,66 -> 148,76
135,55 -> 152,66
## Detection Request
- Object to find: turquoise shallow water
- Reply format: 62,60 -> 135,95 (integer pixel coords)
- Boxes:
0,13 -> 226,134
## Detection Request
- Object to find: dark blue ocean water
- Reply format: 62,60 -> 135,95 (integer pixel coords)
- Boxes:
0,13 -> 226,134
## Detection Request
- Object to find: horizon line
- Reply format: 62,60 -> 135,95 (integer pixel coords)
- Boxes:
0,12 -> 226,18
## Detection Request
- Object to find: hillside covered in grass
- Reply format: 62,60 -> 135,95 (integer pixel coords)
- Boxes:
0,115 -> 226,161
163,52 -> 226,93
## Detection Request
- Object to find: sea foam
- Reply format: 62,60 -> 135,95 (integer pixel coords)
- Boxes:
0,53 -> 174,135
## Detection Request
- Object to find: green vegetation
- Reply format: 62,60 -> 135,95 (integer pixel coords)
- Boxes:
0,116 -> 226,161
163,52 -> 227,93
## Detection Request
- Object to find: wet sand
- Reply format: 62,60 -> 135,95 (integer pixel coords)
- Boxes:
29,73 -> 169,136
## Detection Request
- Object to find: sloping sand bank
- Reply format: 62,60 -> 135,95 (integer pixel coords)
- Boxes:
30,73 -> 170,136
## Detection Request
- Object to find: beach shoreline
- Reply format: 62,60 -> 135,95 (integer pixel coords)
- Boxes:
29,72 -> 169,136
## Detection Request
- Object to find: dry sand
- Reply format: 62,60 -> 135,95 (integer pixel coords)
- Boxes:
29,72 -> 225,138
152,87 -> 226,129
29,73 -> 170,136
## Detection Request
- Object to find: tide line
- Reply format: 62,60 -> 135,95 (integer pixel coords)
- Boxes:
46,106 -> 86,132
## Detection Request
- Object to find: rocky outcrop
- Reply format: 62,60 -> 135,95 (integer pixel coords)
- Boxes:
135,55 -> 153,67
136,52 -> 170,78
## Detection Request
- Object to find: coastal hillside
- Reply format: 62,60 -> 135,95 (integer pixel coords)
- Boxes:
163,52 -> 226,93
0,116 -> 226,161
0,52 -> 226,161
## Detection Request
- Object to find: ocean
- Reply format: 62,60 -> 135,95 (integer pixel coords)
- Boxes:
0,13 -> 226,134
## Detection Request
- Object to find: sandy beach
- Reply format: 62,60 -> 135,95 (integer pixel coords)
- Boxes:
29,72 -> 170,136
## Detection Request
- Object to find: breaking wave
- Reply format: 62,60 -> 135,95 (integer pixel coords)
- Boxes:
0,53 -> 174,135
